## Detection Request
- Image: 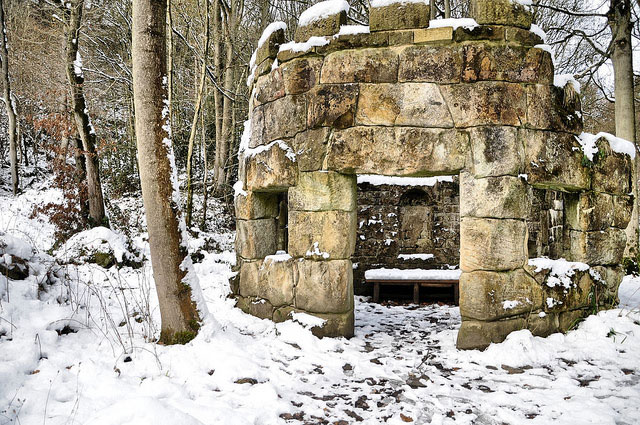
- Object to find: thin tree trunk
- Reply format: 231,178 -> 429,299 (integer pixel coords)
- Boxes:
132,0 -> 202,344
186,0 -> 210,228
212,0 -> 223,193
0,0 -> 18,195
167,0 -> 174,134
444,0 -> 451,18
610,0 -> 638,254
64,0 -> 107,226
74,136 -> 89,219
430,0 -> 436,20
201,88 -> 208,229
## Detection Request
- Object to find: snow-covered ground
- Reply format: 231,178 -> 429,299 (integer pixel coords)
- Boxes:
2,171 -> 640,425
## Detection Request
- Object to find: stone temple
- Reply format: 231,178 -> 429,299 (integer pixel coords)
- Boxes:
233,0 -> 634,349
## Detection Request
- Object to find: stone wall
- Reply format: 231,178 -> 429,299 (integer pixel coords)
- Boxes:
234,0 -> 634,349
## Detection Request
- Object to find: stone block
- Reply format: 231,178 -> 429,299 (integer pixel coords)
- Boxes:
568,228 -> 626,265
413,27 -> 453,43
253,68 -> 285,105
440,82 -> 526,127
289,171 -> 356,212
321,48 -> 399,84
295,259 -> 354,313
245,141 -> 298,192
461,44 -> 553,84
257,256 -> 296,306
249,106 -> 265,148
460,173 -> 531,219
294,10 -> 346,42
272,307 -> 355,338
526,84 -> 583,134
236,219 -> 277,259
388,30 -> 414,45
592,137 -> 633,195
317,32 -> 389,54
398,45 -> 462,83
356,83 -> 454,127
281,57 -> 323,95
470,0 -> 533,29
459,269 -> 544,321
370,1 -> 430,31
292,127 -> 330,172
236,295 -> 274,320
307,84 -> 358,128
254,27 -> 285,65
255,58 -> 275,78
565,191 -> 631,231
456,318 -> 526,350
235,191 -> 279,220
262,95 -> 307,143
523,130 -> 590,191
526,312 -> 559,337
454,25 -> 505,42
591,265 -> 624,305
470,126 -> 524,177
558,309 -> 586,333
326,126 -> 469,176
288,210 -> 356,259
460,217 -> 528,272
505,27 -> 544,46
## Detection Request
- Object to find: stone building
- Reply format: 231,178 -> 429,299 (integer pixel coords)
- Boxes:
233,0 -> 635,350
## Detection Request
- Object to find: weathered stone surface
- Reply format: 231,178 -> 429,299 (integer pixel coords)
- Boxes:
295,259 -> 354,313
505,27 -> 544,46
273,307 -> 355,337
321,48 -> 399,84
462,44 -> 553,84
454,25 -> 505,42
592,137 -> 633,195
370,2 -> 430,31
257,256 -> 296,306
236,219 -> 277,259
249,107 -> 265,148
356,83 -> 453,127
262,95 -> 306,143
460,173 -> 531,219
307,84 -> 358,128
277,46 -> 315,63
235,191 -> 279,220
413,27 -> 453,43
281,57 -> 323,95
569,228 -> 626,265
388,30 -> 414,45
526,84 -> 583,134
460,269 -> 543,321
457,318 -> 526,350
471,0 -> 533,29
440,82 -> 526,127
326,126 -> 469,175
245,141 -> 298,192
526,312 -> 559,337
255,58 -> 275,78
558,309 -> 586,332
565,191 -> 632,231
460,217 -> 528,272
254,27 -> 285,65
294,11 -> 346,42
398,45 -> 462,83
289,171 -> 356,212
470,126 -> 524,177
293,127 -> 330,172
523,130 -> 590,191
288,210 -> 356,259
236,295 -> 274,320
591,265 -> 624,305
253,69 -> 285,105
317,32 -> 389,54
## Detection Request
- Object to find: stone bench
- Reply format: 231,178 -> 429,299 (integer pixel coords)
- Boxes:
365,268 -> 461,305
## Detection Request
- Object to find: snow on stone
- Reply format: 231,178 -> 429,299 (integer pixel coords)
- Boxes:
306,241 -> 330,259
528,257 -> 590,289
546,297 -> 562,308
398,253 -> 434,261
298,0 -> 349,28
73,51 -> 83,77
238,119 -> 251,153
257,21 -> 287,48
619,275 -> 640,311
554,73 -> 581,94
365,268 -> 461,280
577,131 -> 636,161
335,25 -> 370,37
233,180 -> 247,197
429,18 -> 478,30
371,0 -> 426,7
56,226 -> 139,264
279,36 -> 330,54
264,251 -> 292,263
502,300 -> 521,310
529,23 -> 547,42
357,174 -> 454,186
244,139 -> 296,162
291,311 -> 327,329
0,232 -> 34,260
534,43 -> 556,63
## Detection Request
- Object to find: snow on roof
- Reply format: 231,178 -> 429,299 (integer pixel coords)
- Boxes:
365,268 -> 461,280
370,0 -> 427,7
257,21 -> 287,48
357,174 -> 454,187
577,132 -> 636,161
298,0 -> 349,28
429,18 -> 478,30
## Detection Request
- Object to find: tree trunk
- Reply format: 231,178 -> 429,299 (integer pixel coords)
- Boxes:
430,0 -> 436,20
212,0 -> 223,192
132,0 -> 202,344
201,88 -> 208,229
64,0 -> 107,227
0,0 -> 18,195
609,0 -> 638,255
185,0 -> 210,228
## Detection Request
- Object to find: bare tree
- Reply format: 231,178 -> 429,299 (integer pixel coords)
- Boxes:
0,0 -> 18,195
132,0 -> 202,344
